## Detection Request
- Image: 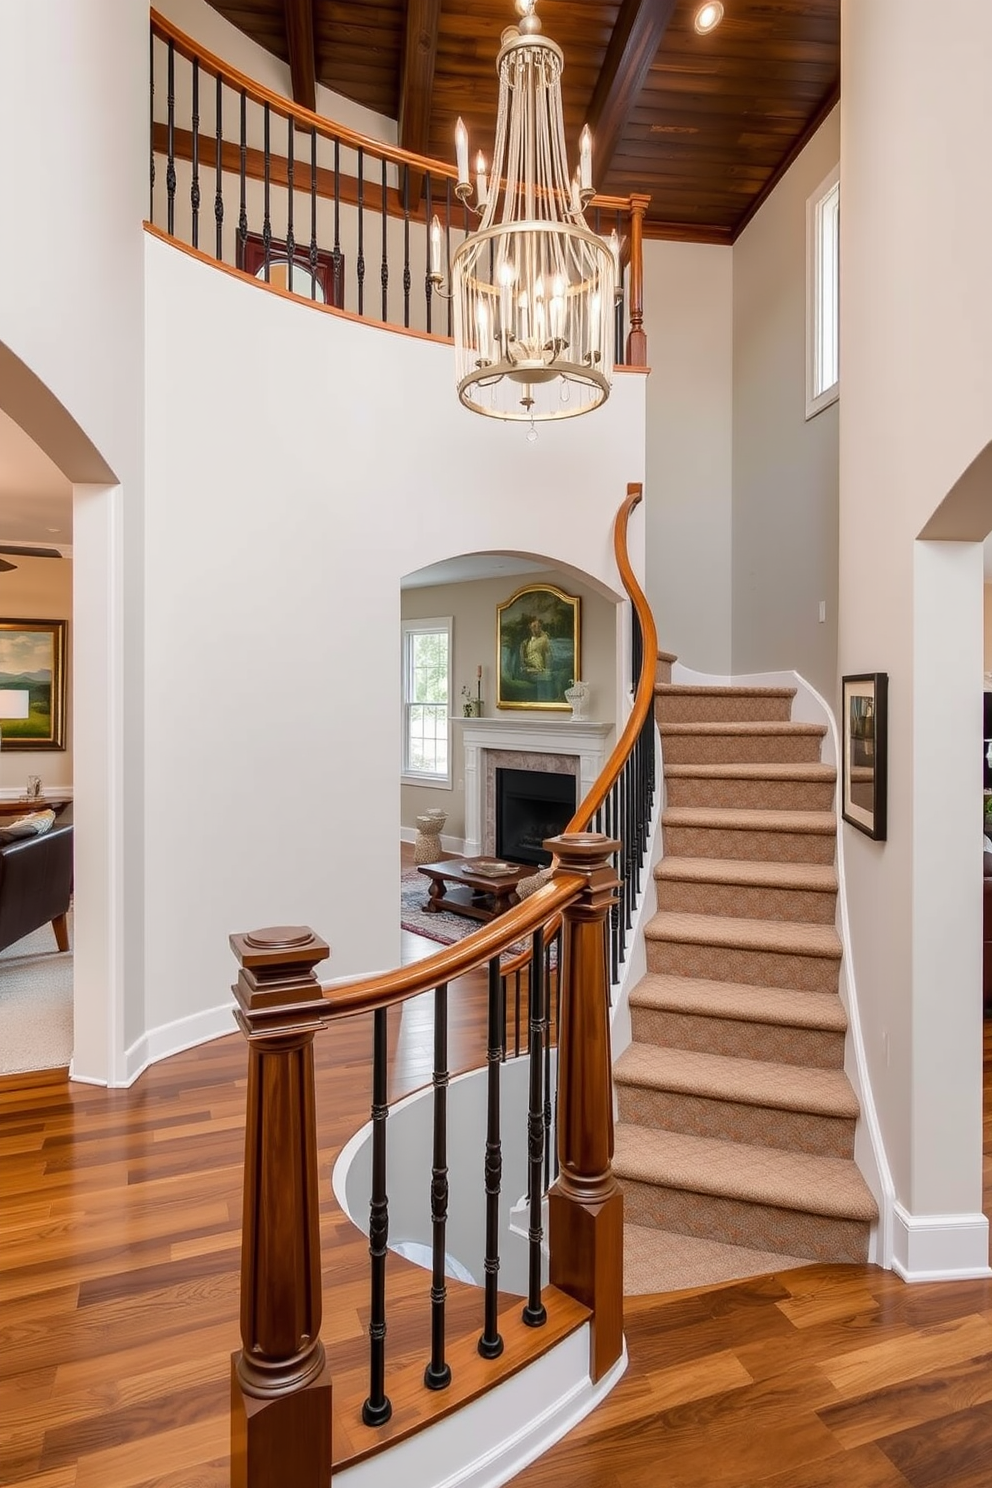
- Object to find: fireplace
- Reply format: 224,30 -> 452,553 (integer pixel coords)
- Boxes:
496,767 -> 576,867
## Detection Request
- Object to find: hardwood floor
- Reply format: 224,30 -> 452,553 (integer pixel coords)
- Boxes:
2,867 -> 991,1488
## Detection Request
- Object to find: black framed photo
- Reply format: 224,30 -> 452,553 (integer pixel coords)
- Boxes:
841,672 -> 887,840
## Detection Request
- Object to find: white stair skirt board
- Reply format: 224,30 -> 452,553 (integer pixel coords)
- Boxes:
120,1001 -> 236,1087
891,1203 -> 992,1282
336,1326 -> 627,1488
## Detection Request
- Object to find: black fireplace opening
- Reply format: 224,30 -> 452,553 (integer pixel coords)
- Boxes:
496,767 -> 577,867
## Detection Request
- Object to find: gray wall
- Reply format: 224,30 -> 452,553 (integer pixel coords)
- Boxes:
731,107 -> 840,702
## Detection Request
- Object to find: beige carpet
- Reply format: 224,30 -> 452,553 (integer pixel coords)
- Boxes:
624,1223 -> 808,1295
0,916 -> 72,1074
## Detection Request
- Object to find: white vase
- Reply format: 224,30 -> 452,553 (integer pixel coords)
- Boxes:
564,681 -> 590,721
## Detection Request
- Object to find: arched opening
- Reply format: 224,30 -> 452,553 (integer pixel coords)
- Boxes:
0,340 -> 121,1086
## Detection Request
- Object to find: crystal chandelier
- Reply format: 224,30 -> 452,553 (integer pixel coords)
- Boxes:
435,0 -> 617,424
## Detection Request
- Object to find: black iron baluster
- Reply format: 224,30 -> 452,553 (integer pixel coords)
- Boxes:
166,40 -> 176,236
631,604 -> 643,694
309,127 -> 318,300
190,59 -> 200,249
363,1007 -> 392,1426
543,944 -> 553,1192
478,955 -> 504,1360
551,932 -> 561,1182
149,29 -> 155,222
286,118 -> 296,293
424,175 -> 433,334
446,180 -> 454,337
238,89 -> 248,260
523,928 -> 547,1327
424,982 -> 452,1390
333,138 -> 342,307
402,165 -> 411,327
357,147 -> 365,315
214,74 -> 224,260
380,157 -> 389,321
262,103 -> 271,280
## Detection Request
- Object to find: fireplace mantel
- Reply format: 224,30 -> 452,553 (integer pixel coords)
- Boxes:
457,716 -> 613,858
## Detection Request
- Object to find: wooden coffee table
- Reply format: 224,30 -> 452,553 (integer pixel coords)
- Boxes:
417,856 -> 533,923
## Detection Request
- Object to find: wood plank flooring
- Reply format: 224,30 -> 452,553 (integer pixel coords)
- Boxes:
3,859 -> 992,1486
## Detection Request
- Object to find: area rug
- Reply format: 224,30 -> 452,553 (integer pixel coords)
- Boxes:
401,867 -> 556,967
0,916 -> 73,1074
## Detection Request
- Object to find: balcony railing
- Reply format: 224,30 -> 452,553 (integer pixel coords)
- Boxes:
148,11 -> 650,367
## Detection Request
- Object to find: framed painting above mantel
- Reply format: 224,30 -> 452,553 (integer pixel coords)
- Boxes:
496,584 -> 580,711
0,619 -> 67,750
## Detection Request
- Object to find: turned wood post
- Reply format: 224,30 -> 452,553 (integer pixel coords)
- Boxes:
229,925 -> 332,1488
625,193 -> 651,367
544,832 -> 623,1383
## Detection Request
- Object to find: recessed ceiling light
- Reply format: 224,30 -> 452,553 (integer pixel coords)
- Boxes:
694,2 -> 724,34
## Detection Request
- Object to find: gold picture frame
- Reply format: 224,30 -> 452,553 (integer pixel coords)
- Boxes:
0,619 -> 67,750
496,584 -> 580,711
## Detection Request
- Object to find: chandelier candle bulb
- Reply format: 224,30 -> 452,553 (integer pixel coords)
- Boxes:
430,215 -> 442,277
455,117 -> 469,186
476,153 -> 489,207
579,125 -> 592,191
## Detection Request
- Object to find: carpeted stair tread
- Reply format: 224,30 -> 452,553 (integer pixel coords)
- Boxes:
658,721 -> 827,738
623,1223 -> 811,1295
615,1042 -> 860,1118
664,762 -> 836,783
663,806 -> 835,835
629,973 -> 848,1032
614,1123 -> 878,1222
656,856 -> 837,893
656,684 -> 796,699
645,910 -> 842,959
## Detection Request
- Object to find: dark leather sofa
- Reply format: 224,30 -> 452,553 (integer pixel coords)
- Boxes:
0,808 -> 73,955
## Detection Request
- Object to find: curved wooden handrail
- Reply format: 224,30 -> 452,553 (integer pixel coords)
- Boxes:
150,10 -> 637,216
322,482 -> 654,1006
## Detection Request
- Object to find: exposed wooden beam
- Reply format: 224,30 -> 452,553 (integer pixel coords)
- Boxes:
587,0 -> 678,187
283,0 -> 316,113
398,0 -> 441,204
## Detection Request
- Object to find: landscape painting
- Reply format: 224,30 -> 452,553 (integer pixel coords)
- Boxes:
0,620 -> 67,749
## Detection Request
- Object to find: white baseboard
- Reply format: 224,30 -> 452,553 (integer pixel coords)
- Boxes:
400,826 -> 467,856
891,1203 -> 992,1281
337,1325 -> 626,1488
121,1001 -> 237,1087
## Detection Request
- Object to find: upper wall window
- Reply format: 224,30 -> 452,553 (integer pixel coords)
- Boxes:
806,165 -> 840,419
401,618 -> 452,788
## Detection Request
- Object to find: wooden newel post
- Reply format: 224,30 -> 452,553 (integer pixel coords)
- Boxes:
625,193 -> 650,368
229,925 -> 332,1488
544,833 -> 623,1384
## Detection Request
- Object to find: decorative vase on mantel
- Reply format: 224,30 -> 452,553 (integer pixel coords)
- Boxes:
564,680 -> 590,721
414,809 -> 447,865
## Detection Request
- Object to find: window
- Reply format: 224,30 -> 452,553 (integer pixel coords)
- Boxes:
402,618 -> 452,787
806,165 -> 839,419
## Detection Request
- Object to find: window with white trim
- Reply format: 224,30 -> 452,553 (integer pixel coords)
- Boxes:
401,618 -> 452,787
806,165 -> 840,419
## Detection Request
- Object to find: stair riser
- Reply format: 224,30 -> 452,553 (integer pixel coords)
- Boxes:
655,696 -> 793,724
629,1005 -> 845,1069
659,733 -> 825,765
655,877 -> 837,925
616,1084 -> 855,1158
646,938 -> 841,993
662,824 -> 835,865
617,1177 -> 871,1264
656,658 -> 674,685
665,776 -> 836,812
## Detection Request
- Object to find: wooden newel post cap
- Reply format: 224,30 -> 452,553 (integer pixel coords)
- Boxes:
230,925 -> 331,1033
544,832 -> 621,902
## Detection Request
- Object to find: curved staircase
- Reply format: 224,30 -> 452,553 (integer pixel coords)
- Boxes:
615,660 -> 878,1290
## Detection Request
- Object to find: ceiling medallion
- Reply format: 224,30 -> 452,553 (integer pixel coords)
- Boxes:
431,0 -> 617,427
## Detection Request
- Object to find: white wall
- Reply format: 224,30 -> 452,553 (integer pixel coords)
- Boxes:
732,108 -> 840,703
641,240 -> 733,672
144,235 -> 645,1044
841,0 -> 992,1275
0,0 -> 147,1081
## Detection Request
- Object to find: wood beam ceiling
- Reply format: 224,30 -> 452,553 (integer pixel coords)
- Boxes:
283,0 -> 316,113
587,0 -> 678,185
399,0 -> 441,159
